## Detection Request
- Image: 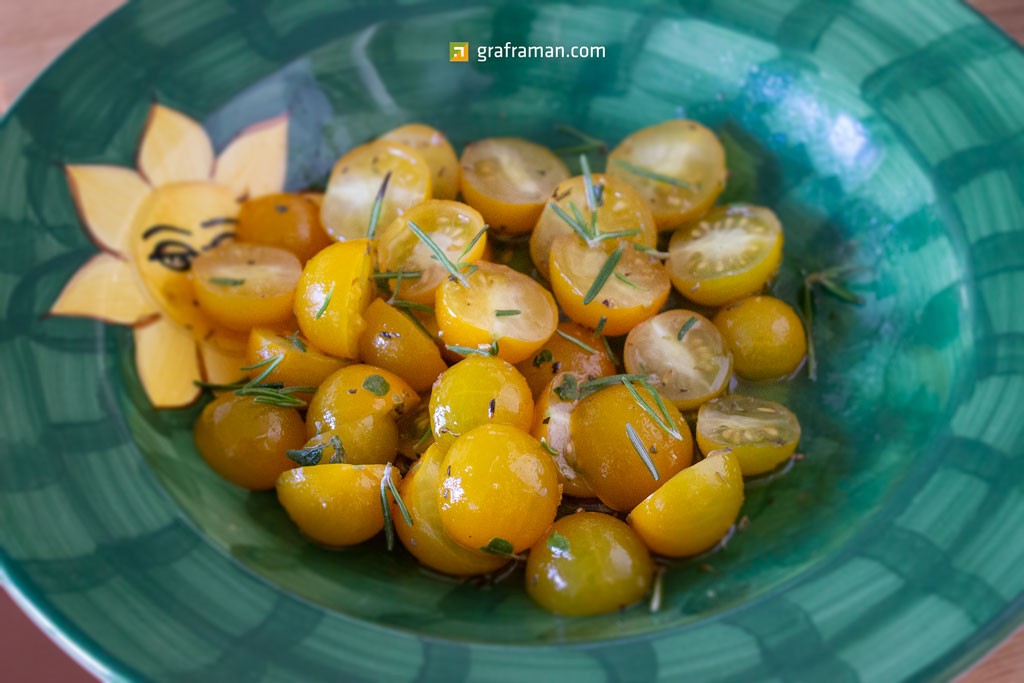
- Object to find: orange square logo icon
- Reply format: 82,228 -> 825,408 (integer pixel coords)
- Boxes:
450,42 -> 469,62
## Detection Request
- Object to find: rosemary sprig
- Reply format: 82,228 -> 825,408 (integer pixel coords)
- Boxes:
555,329 -> 599,354
391,299 -> 434,313
580,154 -> 602,211
595,317 -> 608,336
635,244 -> 672,259
539,437 -> 559,456
549,202 -> 593,243
495,309 -> 521,317
621,378 -> 681,440
315,282 -> 334,320
366,171 -> 392,240
613,159 -> 693,190
614,272 -> 643,290
577,373 -> 647,399
801,264 -> 864,381
553,123 -> 607,155
380,461 -> 413,551
445,341 -> 498,357
677,316 -> 697,341
459,226 -> 488,261
407,220 -> 469,287
400,308 -> 434,339
240,355 -> 283,386
209,277 -> 244,286
582,243 -> 625,305
285,332 -> 307,352
625,422 -> 661,480
372,270 -> 423,280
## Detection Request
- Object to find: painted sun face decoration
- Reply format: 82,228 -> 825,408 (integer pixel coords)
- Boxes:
50,104 -> 289,408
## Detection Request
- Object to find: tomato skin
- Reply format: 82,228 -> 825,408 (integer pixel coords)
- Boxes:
525,512 -> 654,616
515,321 -> 616,399
306,364 -> 420,438
394,445 -> 509,576
438,424 -> 561,554
428,355 -> 534,452
301,411 -> 399,466
277,464 -> 396,547
571,383 -> 694,512
696,395 -> 801,475
358,298 -> 448,393
193,393 -> 305,490
531,372 -> 595,498
713,296 -> 806,380
380,123 -> 460,200
628,450 -> 744,557
246,327 -> 348,392
236,193 -> 332,263
293,239 -> 374,359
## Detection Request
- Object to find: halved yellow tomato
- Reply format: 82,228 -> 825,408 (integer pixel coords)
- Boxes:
380,123 -> 460,200
375,200 -> 487,305
607,119 -> 726,230
696,395 -> 801,475
531,372 -> 594,498
306,364 -> 420,438
246,327 -> 348,390
549,236 -> 670,336
667,204 -> 783,306
435,262 -> 558,365
236,193 -> 332,263
320,139 -> 431,241
530,173 -> 657,280
515,321 -> 615,398
460,137 -> 569,236
358,298 -> 448,393
623,310 -> 732,411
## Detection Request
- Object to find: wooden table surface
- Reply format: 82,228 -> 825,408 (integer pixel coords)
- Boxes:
0,0 -> 1021,681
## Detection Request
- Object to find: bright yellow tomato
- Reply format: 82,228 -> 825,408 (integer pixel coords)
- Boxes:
530,173 -> 658,280
299,411 -> 399,466
435,262 -> 559,364
696,395 -> 801,475
549,235 -> 670,336
460,137 -> 569,236
712,295 -> 806,380
531,372 -> 594,498
525,512 -> 654,616
375,200 -> 487,305
277,464 -> 396,546
607,119 -> 726,230
294,239 -> 374,359
193,393 -> 305,490
192,242 -> 301,332
306,364 -> 420,438
236,193 -> 332,263
438,424 -> 561,553
628,450 -> 744,557
380,123 -> 460,200
623,310 -> 733,411
246,327 -> 348,390
515,321 -> 616,398
428,355 -> 534,452
668,204 -> 783,306
358,298 -> 448,393
394,445 -> 509,576
321,139 -> 431,241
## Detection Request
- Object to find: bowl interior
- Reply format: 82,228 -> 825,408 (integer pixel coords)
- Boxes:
110,2 -> 970,643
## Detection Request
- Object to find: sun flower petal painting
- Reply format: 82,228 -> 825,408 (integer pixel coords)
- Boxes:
50,104 -> 289,408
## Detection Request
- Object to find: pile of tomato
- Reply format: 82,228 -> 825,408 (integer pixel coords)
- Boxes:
191,120 -> 807,616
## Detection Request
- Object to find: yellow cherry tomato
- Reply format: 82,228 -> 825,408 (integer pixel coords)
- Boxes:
571,382 -> 694,511
607,119 -> 726,230
294,239 -> 374,359
380,123 -> 460,200
246,327 -> 348,390
192,242 -> 301,332
193,393 -> 305,490
358,298 -> 448,393
623,310 -> 733,411
236,193 -> 332,263
628,450 -> 744,557
525,512 -> 654,616
299,411 -> 400,466
438,424 -> 561,553
277,464 -> 396,546
668,204 -> 783,306
435,262 -> 559,364
713,295 -> 806,380
530,173 -> 657,280
394,445 -> 509,576
696,395 -> 801,475
460,137 -> 569,236
428,355 -> 534,452
321,139 -> 431,241
516,321 -> 616,398
306,364 -> 420,438
375,200 -> 487,305
531,372 -> 594,498
549,236 -> 670,336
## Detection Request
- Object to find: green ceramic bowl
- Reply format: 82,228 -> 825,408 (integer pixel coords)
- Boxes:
2,0 -> 1023,680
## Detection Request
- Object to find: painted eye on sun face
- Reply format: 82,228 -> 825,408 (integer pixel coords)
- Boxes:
204,232 -> 235,251
149,240 -> 198,272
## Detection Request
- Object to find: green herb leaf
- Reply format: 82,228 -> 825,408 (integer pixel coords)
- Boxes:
583,243 -> 625,305
577,373 -> 648,399
285,332 -> 307,352
286,444 -> 325,466
613,159 -> 694,190
622,378 -> 681,440
391,299 -> 434,313
634,244 -> 672,259
315,282 -> 334,320
372,270 -> 423,280
459,226 -> 488,261
818,278 -> 864,304
549,202 -> 593,243
532,349 -> 554,367
677,316 -> 697,341
553,374 -> 580,401
241,354 -> 283,386
554,123 -> 607,155
362,375 -> 390,396
580,154 -> 601,211
480,537 -> 517,557
602,335 -> 618,366
328,435 -> 346,464
614,272 -> 643,290
495,309 -> 521,317
593,229 -> 640,243
209,277 -> 245,286
407,220 -> 468,287
539,437 -> 559,456
595,317 -> 608,336
366,171 -> 392,239
625,422 -> 661,481
555,329 -> 598,354
547,532 -> 571,555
